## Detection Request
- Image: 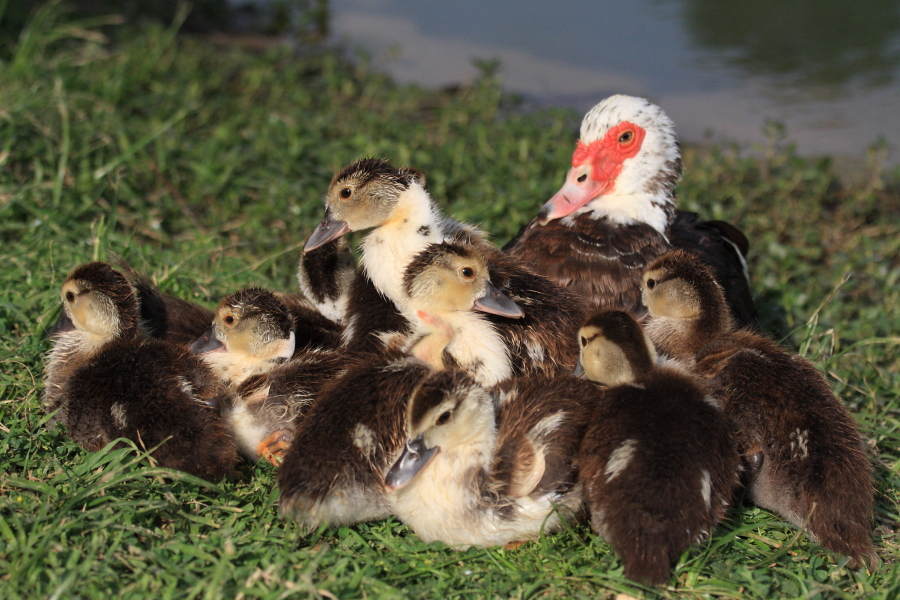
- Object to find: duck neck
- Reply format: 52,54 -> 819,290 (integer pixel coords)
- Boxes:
361,183 -> 445,304
644,315 -> 709,360
573,190 -> 674,236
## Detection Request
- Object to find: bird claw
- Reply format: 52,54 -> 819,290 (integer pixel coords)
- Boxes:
257,429 -> 294,466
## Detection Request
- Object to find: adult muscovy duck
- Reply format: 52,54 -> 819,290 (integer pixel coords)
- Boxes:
504,95 -> 757,327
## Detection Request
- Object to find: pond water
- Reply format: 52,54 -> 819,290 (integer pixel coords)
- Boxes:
330,0 -> 900,171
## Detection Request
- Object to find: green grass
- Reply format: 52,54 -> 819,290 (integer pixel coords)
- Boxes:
2,6 -> 899,599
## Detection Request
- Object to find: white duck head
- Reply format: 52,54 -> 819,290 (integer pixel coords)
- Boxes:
538,95 -> 681,234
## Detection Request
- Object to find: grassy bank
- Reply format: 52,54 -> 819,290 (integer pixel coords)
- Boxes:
1,7 -> 899,599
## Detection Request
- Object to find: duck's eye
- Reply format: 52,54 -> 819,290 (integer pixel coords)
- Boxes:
577,174 -> 587,183
618,130 -> 634,144
65,291 -> 75,302
224,315 -> 236,325
580,336 -> 587,347
460,267 -> 475,279
340,187 -> 352,200
646,278 -> 656,290
436,411 -> 452,426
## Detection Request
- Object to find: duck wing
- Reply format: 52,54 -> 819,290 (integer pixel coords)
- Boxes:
503,213 -> 670,316
667,212 -> 758,328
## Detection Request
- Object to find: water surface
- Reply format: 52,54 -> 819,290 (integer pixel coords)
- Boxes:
330,0 -> 900,168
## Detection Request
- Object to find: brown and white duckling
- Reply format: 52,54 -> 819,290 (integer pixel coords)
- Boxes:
641,250 -> 877,567
385,370 -> 594,548
399,241 -> 523,387
577,310 -> 740,586
191,287 -> 296,388
43,262 -> 238,481
303,158 -> 586,375
504,95 -> 757,327
277,348 -> 433,527
189,288 -> 345,464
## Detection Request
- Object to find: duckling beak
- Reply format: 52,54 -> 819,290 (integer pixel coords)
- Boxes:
188,327 -> 225,354
384,435 -> 439,491
304,208 -> 351,252
473,282 -> 525,319
573,358 -> 585,378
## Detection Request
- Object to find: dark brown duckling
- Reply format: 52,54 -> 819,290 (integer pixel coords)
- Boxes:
577,309 -> 740,586
277,348 -> 433,527
43,262 -> 237,481
385,370 -> 594,547
641,250 -> 877,568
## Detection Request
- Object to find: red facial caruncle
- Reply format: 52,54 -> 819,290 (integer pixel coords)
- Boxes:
537,121 -> 646,225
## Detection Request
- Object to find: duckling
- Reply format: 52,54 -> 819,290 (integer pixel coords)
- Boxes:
43,262 -> 238,481
385,370 -> 595,548
189,287 -> 346,464
303,158 -> 586,375
577,309 -> 740,586
277,348 -> 433,527
399,241 -> 523,387
504,95 -> 757,327
641,250 -> 876,567
190,287 -> 296,388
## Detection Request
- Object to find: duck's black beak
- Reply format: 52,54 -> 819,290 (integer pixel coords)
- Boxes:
384,435 -> 439,492
304,207 -> 351,253
188,327 -> 224,354
473,281 -> 525,319
573,358 -> 585,378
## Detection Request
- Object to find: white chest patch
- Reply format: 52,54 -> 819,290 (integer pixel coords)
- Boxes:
444,312 -> 512,387
110,402 -> 128,429
789,428 -> 809,460
605,438 -> 638,483
352,423 -> 377,456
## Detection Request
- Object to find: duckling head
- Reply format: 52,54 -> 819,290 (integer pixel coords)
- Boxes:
385,370 -> 495,491
305,158 -> 426,251
402,242 -> 524,318
641,250 -> 732,334
191,288 -> 295,381
60,262 -> 140,342
576,310 -> 656,386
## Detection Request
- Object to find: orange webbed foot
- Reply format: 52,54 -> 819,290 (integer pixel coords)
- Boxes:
257,429 -> 294,466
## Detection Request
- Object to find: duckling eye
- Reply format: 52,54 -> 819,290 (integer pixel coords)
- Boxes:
436,411 -> 452,426
340,187 -> 352,200
580,336 -> 587,347
460,267 -> 475,279
577,174 -> 587,183
646,278 -> 656,290
224,315 -> 236,325
618,130 -> 634,144
65,291 -> 75,302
